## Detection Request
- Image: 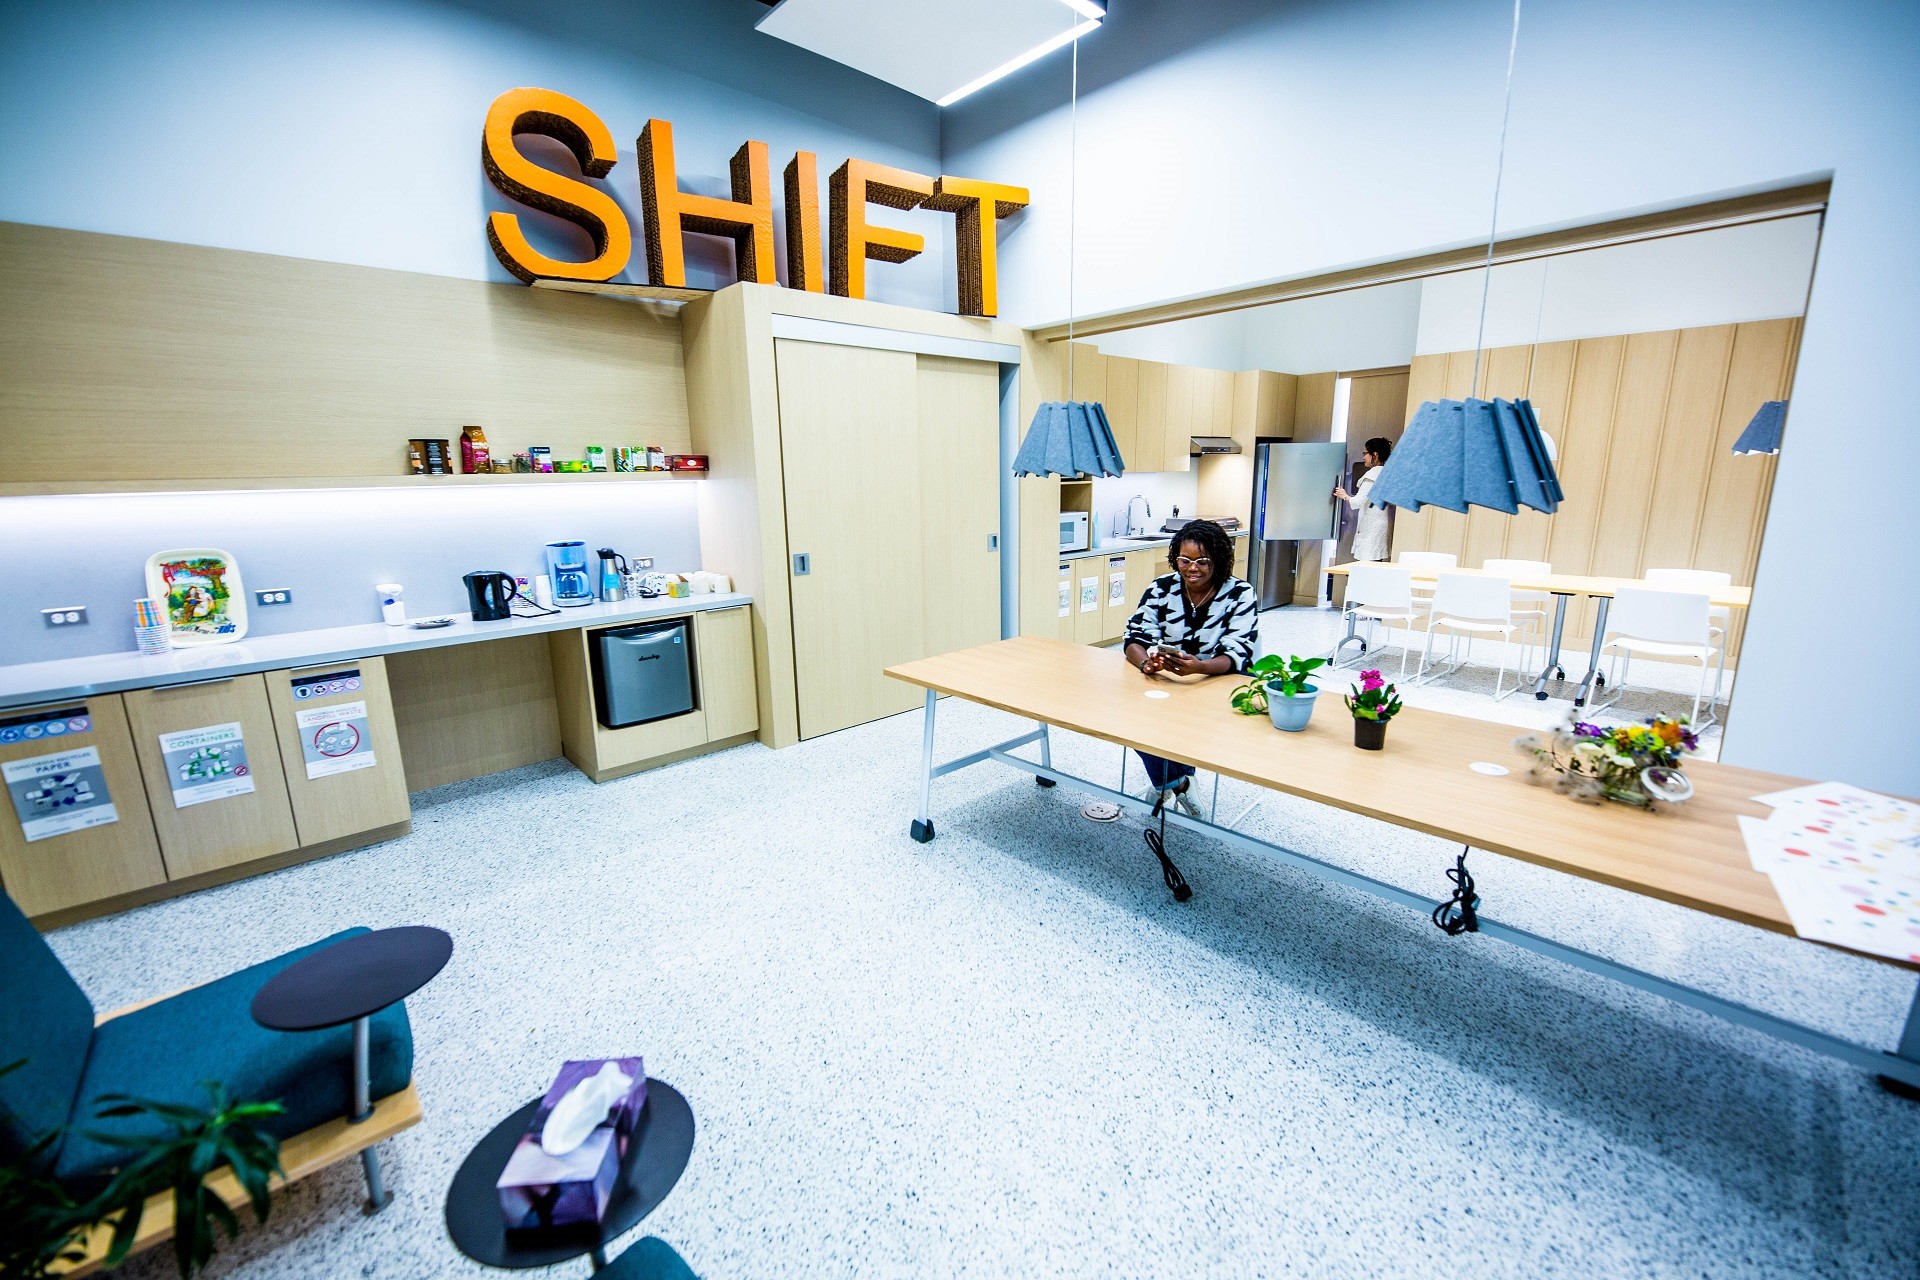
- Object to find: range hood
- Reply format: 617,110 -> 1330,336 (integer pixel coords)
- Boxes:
1188,436 -> 1243,456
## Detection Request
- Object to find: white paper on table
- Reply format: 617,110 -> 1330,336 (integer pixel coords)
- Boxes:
1740,811 -> 1920,885
1750,780 -> 1911,812
1764,862 -> 1920,964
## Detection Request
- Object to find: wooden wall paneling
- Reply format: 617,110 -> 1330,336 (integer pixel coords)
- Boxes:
917,354 -> 1004,657
1290,372 -> 1338,603
1389,354 -> 1453,558
1259,370 -> 1299,439
1589,330 -> 1680,581
1641,324 -> 1736,576
547,627 -> 601,777
263,657 -> 410,847
682,286 -> 796,747
1134,361 -> 1168,477
1504,340 -> 1576,564
0,696 -> 168,918
1544,335 -> 1625,644
0,223 -> 689,484
1103,354 -> 1140,470
122,677 -> 299,879
694,606 -> 759,741
1459,345 -> 1535,569
1696,317 -> 1799,661
1161,363 -> 1195,471
776,339 -> 927,738
385,636 -> 561,791
1412,352 -> 1478,564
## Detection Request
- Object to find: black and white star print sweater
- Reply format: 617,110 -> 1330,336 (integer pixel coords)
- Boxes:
1123,574 -> 1260,673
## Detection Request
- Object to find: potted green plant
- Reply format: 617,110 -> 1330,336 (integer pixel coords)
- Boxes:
1230,654 -> 1327,732
1,1061 -> 285,1279
1342,669 -> 1403,750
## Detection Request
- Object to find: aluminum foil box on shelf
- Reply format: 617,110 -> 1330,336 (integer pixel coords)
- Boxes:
496,1057 -> 647,1231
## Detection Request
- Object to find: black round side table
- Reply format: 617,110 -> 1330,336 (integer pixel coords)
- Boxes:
446,1080 -> 695,1272
250,925 -> 453,1211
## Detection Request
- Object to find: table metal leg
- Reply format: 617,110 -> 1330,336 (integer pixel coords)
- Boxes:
1533,593 -> 1572,700
1035,722 -> 1056,787
911,689 -> 938,843
351,1015 -> 393,1212
1574,596 -> 1612,707
1330,605 -> 1366,666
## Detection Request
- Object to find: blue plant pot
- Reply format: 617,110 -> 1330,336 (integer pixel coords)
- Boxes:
1266,683 -> 1321,732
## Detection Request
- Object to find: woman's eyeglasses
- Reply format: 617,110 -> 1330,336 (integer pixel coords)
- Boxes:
1175,556 -> 1212,570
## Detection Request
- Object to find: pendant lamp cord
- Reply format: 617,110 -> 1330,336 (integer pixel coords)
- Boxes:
1066,31 -> 1079,402
1469,0 -> 1524,397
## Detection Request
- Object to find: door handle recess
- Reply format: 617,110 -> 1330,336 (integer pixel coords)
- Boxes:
792,552 -> 811,576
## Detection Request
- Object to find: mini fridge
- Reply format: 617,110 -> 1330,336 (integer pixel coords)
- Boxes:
590,619 -> 695,729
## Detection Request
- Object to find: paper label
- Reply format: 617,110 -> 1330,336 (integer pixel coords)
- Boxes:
1058,567 -> 1071,619
1108,569 -> 1127,606
1079,577 -> 1100,613
295,701 -> 376,779
289,668 -> 362,700
157,722 -> 255,808
5,744 -> 119,842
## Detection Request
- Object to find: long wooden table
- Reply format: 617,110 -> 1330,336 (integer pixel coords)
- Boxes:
886,637 -> 1920,1090
1322,562 -> 1752,705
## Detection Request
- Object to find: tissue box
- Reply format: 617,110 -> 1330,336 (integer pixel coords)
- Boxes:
496,1058 -> 647,1231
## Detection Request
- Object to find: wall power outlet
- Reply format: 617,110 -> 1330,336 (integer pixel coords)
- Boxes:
42,607 -> 88,628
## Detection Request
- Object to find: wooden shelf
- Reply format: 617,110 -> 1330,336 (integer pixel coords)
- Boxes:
530,278 -> 712,304
1,471 -> 705,497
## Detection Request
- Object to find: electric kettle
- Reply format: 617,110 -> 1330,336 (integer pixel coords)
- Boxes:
463,571 -> 517,621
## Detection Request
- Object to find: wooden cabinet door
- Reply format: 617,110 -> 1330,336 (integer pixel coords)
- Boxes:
1071,561 -> 1106,644
1134,361 -> 1167,476
918,354 -> 1002,657
264,657 -> 409,848
1103,356 -> 1140,472
1098,553 -> 1133,642
0,695 -> 167,918
776,339 -> 929,739
123,676 -> 298,879
695,606 -> 759,741
1208,369 -> 1236,439
1066,342 -> 1105,408
1163,364 -> 1196,472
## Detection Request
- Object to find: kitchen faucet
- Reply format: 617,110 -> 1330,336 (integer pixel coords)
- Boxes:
1124,494 -> 1151,537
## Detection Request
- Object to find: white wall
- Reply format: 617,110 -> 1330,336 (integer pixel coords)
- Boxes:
0,0 -> 954,309
945,0 -> 1920,795
1093,281 -> 1422,375
1089,471 -> 1200,544
1415,215 -> 1819,353
1092,312 -> 1245,369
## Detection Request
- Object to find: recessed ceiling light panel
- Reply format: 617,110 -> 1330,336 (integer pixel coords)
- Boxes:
757,0 -> 1103,107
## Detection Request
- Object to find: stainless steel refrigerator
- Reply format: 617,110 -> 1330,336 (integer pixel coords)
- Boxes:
1246,441 -> 1348,610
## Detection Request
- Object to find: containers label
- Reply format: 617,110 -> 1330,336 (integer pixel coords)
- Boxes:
5,744 -> 118,842
295,701 -> 376,779
157,722 -> 255,808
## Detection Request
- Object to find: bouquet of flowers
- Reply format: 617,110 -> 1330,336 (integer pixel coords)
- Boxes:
1342,670 -> 1402,721
1515,716 -> 1699,809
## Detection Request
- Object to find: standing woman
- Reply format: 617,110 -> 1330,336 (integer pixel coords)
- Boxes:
1122,519 -> 1259,818
1333,436 -> 1394,563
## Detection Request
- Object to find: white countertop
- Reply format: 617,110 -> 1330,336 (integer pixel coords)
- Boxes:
0,593 -> 753,711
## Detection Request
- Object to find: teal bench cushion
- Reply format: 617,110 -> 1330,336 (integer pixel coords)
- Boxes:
53,927 -> 413,1189
0,891 -> 95,1171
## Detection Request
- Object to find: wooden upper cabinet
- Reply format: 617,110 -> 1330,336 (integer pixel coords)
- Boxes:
1209,369 -> 1236,439
1104,356 -> 1141,472
1066,342 -> 1105,408
1163,364 -> 1195,471
1133,360 -> 1168,477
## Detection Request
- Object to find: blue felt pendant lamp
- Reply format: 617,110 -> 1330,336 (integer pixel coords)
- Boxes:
1368,396 -> 1564,515
1730,400 -> 1786,456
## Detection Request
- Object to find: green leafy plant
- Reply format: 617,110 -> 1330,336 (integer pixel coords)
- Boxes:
1342,669 -> 1403,722
1229,654 -> 1327,715
1,1060 -> 285,1279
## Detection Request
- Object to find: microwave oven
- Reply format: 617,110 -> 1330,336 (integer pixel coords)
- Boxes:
1059,510 -> 1090,553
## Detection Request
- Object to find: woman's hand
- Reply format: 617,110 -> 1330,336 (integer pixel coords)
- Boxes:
1141,648 -> 1170,676
1332,485 -> 1351,502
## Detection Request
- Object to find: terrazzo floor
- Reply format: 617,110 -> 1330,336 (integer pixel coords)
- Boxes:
48,618 -> 1920,1280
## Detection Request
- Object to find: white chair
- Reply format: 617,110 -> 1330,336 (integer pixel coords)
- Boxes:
1416,572 -> 1537,700
1644,568 -> 1733,647
1481,558 -> 1553,645
1395,551 -> 1457,619
1330,563 -> 1420,677
1592,588 -> 1724,728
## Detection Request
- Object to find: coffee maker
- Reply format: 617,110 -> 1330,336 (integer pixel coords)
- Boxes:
545,541 -> 594,608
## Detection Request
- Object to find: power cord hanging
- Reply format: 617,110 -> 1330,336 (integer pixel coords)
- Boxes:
1144,788 -> 1193,902
1431,845 -> 1480,935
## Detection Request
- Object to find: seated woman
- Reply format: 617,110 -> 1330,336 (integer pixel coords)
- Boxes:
1121,518 -> 1259,818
